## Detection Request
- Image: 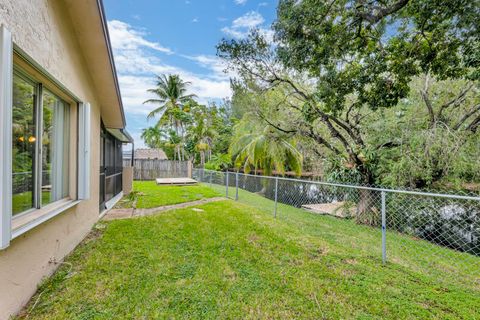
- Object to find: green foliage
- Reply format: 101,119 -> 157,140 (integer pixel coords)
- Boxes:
217,0 -> 480,189
143,74 -> 197,160
141,75 -> 236,164
204,154 -> 232,171
140,126 -> 165,149
230,115 -> 303,176
143,74 -> 196,127
365,77 -> 480,188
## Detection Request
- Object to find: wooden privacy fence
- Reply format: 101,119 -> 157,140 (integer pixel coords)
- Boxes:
123,159 -> 192,180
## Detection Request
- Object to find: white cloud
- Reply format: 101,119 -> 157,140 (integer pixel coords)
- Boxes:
192,17 -> 199,23
182,54 -> 235,81
221,11 -> 273,42
234,0 -> 247,4
233,11 -> 264,28
107,19 -> 232,118
259,2 -> 268,6
107,20 -> 235,148
108,20 -> 173,54
221,27 -> 246,39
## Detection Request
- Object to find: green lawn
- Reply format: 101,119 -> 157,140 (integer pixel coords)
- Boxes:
115,181 -> 222,209
18,185 -> 480,319
13,191 -> 51,215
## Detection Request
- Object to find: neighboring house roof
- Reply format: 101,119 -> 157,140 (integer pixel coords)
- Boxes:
135,149 -> 168,160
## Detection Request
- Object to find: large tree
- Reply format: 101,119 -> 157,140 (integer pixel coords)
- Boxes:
143,74 -> 197,160
144,74 -> 196,133
218,0 -> 479,184
140,126 -> 165,149
218,0 -> 479,219
187,103 -> 217,167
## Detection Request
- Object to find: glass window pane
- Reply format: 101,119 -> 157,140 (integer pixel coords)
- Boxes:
105,136 -> 114,176
12,74 -> 36,215
115,140 -> 122,174
105,176 -> 114,202
42,90 -> 70,205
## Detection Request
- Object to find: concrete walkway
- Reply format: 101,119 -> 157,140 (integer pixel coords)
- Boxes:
103,197 -> 226,221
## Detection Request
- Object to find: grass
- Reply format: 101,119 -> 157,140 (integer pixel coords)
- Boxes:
13,191 -> 51,215
230,186 -> 480,287
18,185 -> 480,319
114,181 -> 222,209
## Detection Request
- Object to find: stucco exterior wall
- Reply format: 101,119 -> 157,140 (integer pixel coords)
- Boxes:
123,167 -> 134,195
0,0 -> 103,318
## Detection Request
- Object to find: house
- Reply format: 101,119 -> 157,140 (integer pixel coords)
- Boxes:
134,148 -> 168,160
0,0 -> 133,317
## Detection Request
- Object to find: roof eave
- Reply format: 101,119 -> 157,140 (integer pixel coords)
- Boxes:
95,0 -> 126,127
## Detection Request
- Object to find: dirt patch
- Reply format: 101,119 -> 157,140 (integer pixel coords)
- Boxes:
247,233 -> 261,244
102,197 -> 226,221
134,197 -> 226,218
103,208 -> 134,221
343,258 -> 358,265
308,247 -> 329,259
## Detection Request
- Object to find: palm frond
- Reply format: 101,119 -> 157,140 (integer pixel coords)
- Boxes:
147,105 -> 167,120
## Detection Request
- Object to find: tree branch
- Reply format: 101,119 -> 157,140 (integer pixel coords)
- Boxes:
453,104 -> 480,130
257,110 -> 297,134
420,74 -> 435,128
467,114 -> 480,133
301,126 -> 341,155
437,83 -> 474,120
376,141 -> 402,150
357,0 -> 410,24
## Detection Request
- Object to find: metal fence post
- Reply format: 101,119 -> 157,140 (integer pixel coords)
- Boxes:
381,191 -> 387,264
226,171 -> 229,198
235,172 -> 239,201
274,177 -> 278,218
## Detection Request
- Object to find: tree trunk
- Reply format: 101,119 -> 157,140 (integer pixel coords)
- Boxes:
200,151 -> 205,167
355,169 -> 380,226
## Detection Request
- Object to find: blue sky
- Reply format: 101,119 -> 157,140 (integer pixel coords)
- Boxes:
103,0 -> 276,147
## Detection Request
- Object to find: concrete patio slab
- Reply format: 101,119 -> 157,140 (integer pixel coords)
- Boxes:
155,177 -> 198,185
302,201 -> 356,218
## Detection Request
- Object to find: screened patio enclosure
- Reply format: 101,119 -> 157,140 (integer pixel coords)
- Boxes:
100,124 -> 133,211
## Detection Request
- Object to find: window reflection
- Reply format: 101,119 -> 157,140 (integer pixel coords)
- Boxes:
12,74 -> 36,215
42,90 -> 70,205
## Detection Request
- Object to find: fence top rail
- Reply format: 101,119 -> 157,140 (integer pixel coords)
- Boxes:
196,168 -> 480,201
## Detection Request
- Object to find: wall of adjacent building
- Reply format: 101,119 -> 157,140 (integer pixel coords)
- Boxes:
0,0 -> 103,317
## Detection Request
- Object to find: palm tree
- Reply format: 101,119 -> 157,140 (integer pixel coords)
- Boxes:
230,118 -> 303,176
188,104 -> 217,166
140,126 -> 165,149
143,74 -> 196,136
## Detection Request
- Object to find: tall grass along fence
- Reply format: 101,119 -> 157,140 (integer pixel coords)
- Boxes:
124,159 -> 192,180
193,168 -> 480,277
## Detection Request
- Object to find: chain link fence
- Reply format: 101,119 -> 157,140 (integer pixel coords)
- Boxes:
193,168 -> 480,282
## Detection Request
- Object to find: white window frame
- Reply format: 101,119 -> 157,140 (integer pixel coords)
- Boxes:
0,25 -> 13,249
78,102 -> 91,200
0,30 -> 88,248
11,71 -> 73,213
